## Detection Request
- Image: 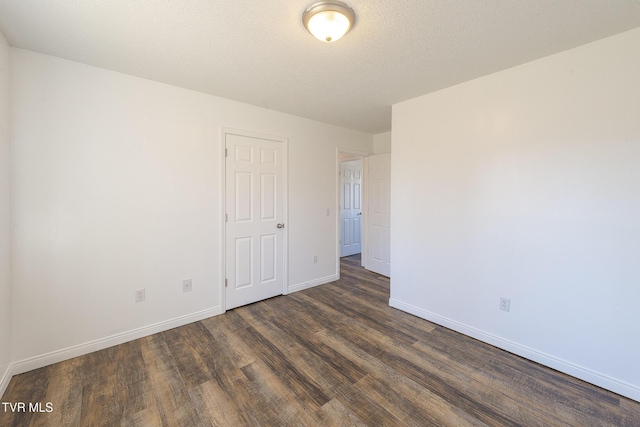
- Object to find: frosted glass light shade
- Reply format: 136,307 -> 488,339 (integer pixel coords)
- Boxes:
303,1 -> 355,43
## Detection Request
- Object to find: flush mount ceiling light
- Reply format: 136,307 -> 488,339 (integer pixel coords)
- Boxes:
302,1 -> 356,43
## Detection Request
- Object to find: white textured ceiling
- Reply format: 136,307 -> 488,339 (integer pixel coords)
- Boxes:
1,1 -> 639,134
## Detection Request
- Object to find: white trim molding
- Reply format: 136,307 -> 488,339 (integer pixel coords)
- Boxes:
288,274 -> 338,294
0,365 -> 11,398
1,306 -> 222,398
389,298 -> 640,402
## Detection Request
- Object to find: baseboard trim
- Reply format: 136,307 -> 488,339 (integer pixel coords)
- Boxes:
287,274 -> 338,294
389,298 -> 640,403
0,364 -> 11,399
5,306 -> 223,388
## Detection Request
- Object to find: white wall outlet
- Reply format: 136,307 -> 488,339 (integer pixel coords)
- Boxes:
325,208 -> 330,216
135,288 -> 145,302
499,297 -> 511,312
183,279 -> 192,292
313,255 -> 318,264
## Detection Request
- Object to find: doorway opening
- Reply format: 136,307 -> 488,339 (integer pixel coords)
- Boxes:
336,148 -> 391,278
336,149 -> 367,276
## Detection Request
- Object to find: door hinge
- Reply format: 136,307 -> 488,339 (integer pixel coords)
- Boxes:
225,148 -> 228,157
225,213 -> 228,222
225,278 -> 228,287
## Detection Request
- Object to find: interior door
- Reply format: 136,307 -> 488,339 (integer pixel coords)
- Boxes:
340,160 -> 362,257
225,132 -> 285,310
366,153 -> 391,277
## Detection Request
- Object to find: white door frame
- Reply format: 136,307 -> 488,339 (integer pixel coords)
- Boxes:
335,148 -> 370,277
220,127 -> 289,313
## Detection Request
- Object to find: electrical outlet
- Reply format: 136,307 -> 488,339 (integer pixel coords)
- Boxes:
325,208 -> 330,216
135,288 -> 145,302
313,255 -> 318,264
183,279 -> 192,292
499,297 -> 511,312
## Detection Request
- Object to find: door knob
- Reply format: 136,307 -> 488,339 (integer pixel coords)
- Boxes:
277,223 -> 285,229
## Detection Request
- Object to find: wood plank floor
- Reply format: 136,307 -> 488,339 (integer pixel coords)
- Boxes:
2,254 -> 639,426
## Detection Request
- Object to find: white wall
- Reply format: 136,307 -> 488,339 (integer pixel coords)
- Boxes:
373,131 -> 391,154
0,31 -> 11,394
9,48 -> 372,369
391,28 -> 640,401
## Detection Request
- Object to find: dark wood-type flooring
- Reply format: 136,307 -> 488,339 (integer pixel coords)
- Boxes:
2,254 -> 639,426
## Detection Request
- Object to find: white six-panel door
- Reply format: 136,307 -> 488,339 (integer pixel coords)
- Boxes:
340,160 -> 362,257
366,153 -> 391,277
225,132 -> 285,310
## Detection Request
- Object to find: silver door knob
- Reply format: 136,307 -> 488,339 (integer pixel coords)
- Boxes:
277,223 -> 285,229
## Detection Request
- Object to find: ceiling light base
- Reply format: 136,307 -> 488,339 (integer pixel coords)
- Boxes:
302,1 -> 356,43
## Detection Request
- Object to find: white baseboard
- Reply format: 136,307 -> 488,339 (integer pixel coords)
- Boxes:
389,298 -> 640,403
0,364 -> 11,399
1,306 -> 222,398
287,274 -> 338,294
